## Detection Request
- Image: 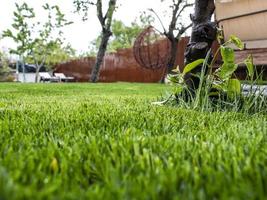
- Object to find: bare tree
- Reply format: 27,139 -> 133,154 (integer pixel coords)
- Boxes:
74,0 -> 117,82
184,0 -> 217,91
150,0 -> 193,75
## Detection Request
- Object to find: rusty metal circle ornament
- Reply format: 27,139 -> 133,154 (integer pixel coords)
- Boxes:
133,26 -> 171,70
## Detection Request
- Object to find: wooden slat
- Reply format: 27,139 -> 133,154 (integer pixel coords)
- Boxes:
235,48 -> 267,66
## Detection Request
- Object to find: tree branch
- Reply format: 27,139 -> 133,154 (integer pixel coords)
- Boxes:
148,8 -> 167,34
168,0 -> 182,35
176,23 -> 192,38
96,0 -> 105,26
176,3 -> 193,19
104,0 -> 116,30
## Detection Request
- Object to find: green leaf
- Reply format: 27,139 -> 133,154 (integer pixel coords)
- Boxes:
221,46 -> 235,63
229,35 -> 244,50
167,74 -> 183,84
212,81 -> 228,92
217,63 -> 238,81
209,91 -> 220,97
173,84 -> 183,95
50,157 -> 59,173
217,29 -> 224,42
244,55 -> 254,78
227,78 -> 241,99
183,59 -> 205,74
2,29 -> 13,38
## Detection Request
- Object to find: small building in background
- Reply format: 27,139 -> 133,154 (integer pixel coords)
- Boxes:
16,63 -> 46,83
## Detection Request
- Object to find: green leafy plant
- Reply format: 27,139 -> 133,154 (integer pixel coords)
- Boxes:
159,34 -> 266,113
0,51 -> 10,75
2,3 -> 35,82
0,50 -> 14,82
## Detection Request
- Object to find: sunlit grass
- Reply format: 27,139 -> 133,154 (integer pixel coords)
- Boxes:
0,83 -> 266,200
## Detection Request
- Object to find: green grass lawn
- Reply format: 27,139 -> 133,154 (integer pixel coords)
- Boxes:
0,83 -> 266,200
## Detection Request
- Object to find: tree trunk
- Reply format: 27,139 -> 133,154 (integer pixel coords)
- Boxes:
159,38 -> 178,83
90,30 -> 112,83
90,0 -> 116,83
167,38 -> 179,74
35,65 -> 41,83
21,56 -> 26,83
184,0 -> 217,91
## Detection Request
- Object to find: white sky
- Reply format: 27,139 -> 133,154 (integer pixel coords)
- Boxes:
0,0 -> 193,54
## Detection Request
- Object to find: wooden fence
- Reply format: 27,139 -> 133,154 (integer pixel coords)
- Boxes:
54,37 -> 189,82
54,37 -> 266,82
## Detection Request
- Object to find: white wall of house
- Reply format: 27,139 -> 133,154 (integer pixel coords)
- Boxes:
17,73 -> 39,83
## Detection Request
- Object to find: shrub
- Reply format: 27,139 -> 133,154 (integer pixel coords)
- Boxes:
155,35 -> 267,113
